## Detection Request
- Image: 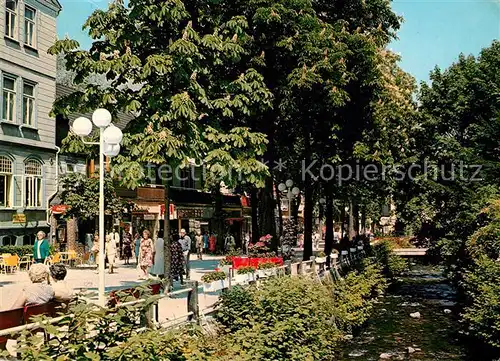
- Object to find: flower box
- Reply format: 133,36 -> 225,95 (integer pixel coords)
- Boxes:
203,279 -> 226,292
357,245 -> 363,251
315,257 -> 326,264
257,269 -> 277,278
349,248 -> 357,253
235,272 -> 254,284
221,265 -> 232,275
341,250 -> 348,256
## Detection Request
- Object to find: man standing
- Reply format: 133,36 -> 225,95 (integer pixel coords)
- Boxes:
178,229 -> 191,280
33,231 -> 50,264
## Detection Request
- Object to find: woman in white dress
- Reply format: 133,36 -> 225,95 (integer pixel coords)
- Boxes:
105,233 -> 118,274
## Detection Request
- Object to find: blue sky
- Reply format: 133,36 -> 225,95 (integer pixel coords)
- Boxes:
57,0 -> 500,84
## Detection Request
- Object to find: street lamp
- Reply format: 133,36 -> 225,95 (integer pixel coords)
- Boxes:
72,109 -> 123,306
278,179 -> 300,218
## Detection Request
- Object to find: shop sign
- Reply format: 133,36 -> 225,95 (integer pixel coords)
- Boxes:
51,205 -> 69,214
13,214 -> 26,223
143,214 -> 156,220
177,207 -> 213,219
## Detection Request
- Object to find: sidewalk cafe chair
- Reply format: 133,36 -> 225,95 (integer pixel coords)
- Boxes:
3,255 -> 19,273
19,254 -> 33,270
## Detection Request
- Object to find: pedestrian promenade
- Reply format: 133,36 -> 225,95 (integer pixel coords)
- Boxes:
0,255 -> 224,322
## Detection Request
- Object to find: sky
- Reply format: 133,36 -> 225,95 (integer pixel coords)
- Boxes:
56,0 -> 500,84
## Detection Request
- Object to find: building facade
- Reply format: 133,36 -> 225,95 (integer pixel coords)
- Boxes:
0,0 -> 61,246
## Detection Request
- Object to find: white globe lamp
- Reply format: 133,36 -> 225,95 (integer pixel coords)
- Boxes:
72,117 -> 92,137
103,124 -> 123,145
103,143 -> 121,157
292,187 -> 300,196
278,183 -> 286,192
285,179 -> 294,188
92,108 -> 112,128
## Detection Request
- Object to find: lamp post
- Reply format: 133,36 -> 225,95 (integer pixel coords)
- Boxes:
278,179 -> 300,218
72,109 -> 123,306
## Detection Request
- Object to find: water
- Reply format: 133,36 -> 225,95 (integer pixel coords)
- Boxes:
338,263 -> 471,361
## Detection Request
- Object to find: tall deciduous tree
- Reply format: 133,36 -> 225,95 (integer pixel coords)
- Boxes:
50,0 -> 272,286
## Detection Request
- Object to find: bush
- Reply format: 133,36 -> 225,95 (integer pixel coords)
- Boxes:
257,262 -> 275,270
201,271 -> 226,283
0,245 -> 32,256
373,240 -> 407,278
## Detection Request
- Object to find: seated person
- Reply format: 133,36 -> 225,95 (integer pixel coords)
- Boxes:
49,263 -> 73,302
10,264 -> 54,309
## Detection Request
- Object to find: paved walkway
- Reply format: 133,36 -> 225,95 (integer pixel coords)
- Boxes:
0,255 -> 224,323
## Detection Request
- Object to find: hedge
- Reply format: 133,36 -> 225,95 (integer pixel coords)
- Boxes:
0,245 -> 33,256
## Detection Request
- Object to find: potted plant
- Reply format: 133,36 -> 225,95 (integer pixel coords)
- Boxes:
331,249 -> 339,259
201,271 -> 227,292
257,261 -> 277,277
235,266 -> 255,284
315,251 -> 327,264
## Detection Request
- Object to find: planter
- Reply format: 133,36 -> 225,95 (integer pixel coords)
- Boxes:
315,257 -> 326,264
203,279 -> 226,292
357,246 -> 363,251
341,250 -> 348,256
235,273 -> 254,284
349,248 -> 357,253
220,265 -> 232,275
257,268 -> 277,278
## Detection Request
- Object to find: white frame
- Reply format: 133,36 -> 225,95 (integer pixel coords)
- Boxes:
22,81 -> 35,126
5,0 -> 18,40
24,159 -> 43,208
2,75 -> 17,122
0,156 -> 13,208
23,5 -> 36,48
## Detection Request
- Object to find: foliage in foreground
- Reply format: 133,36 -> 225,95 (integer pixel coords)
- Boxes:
460,200 -> 500,353
5,260 -> 387,361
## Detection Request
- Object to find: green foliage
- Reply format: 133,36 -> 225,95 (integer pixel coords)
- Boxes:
373,241 -> 407,278
201,271 -> 226,283
59,173 -> 123,221
0,245 -> 32,256
257,262 -> 276,270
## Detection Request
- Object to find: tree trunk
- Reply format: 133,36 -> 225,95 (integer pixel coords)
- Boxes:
258,176 -> 277,250
276,190 -> 283,243
348,201 -> 355,239
163,184 -> 172,291
361,206 -> 367,234
213,187 -> 225,253
324,194 -> 334,255
251,187 -> 259,242
353,203 -> 360,236
340,204 -> 345,237
303,183 -> 314,261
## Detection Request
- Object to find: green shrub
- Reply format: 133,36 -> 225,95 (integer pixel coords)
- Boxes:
215,276 -> 343,360
201,271 -> 226,283
257,262 -> 275,270
0,245 -> 32,256
373,240 -> 407,278
236,266 -> 255,274
461,255 -> 500,350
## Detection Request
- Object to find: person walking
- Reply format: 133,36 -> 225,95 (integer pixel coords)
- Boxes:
149,233 -> 164,278
171,235 -> 185,285
138,229 -> 154,280
122,225 -> 133,265
195,231 -> 203,260
134,233 -> 141,264
224,233 -> 235,253
203,231 -> 209,252
178,229 -> 191,280
33,231 -> 50,264
208,233 -> 216,254
105,233 -> 118,274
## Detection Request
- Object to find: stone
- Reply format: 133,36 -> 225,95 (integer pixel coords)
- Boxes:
444,309 -> 452,314
407,347 -> 416,354
379,353 -> 392,359
410,312 -> 421,319
348,350 -> 367,357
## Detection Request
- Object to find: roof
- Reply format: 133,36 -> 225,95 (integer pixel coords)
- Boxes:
56,83 -> 136,131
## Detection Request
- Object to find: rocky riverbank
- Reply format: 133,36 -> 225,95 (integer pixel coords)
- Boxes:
338,263 -> 472,361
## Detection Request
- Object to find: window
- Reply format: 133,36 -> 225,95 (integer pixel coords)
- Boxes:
2,76 -> 16,122
0,156 -> 12,207
24,6 -> 35,47
23,234 -> 35,245
5,0 -> 17,40
66,164 -> 75,173
25,159 -> 42,208
2,235 -> 16,246
22,82 -> 35,126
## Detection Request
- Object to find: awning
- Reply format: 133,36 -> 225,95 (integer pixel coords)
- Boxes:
51,204 -> 69,214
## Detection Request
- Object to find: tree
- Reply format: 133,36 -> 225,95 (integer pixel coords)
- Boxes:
59,173 -> 123,230
49,0 -> 272,287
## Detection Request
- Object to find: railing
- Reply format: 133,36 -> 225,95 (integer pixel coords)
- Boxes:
0,246 -> 366,345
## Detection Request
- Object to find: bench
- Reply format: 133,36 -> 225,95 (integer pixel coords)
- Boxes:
107,283 -> 162,307
0,301 -> 65,349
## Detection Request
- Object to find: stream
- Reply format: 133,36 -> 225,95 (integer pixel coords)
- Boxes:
337,262 -> 475,361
